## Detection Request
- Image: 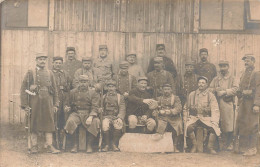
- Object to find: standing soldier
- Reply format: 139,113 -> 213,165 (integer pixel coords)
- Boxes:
183,61 -> 198,102
236,54 -> 260,156
114,61 -> 137,97
209,60 -> 238,151
147,57 -> 175,98
20,53 -> 60,154
194,48 -> 217,84
64,75 -> 100,153
125,53 -> 145,78
127,77 -> 157,133
63,47 -> 82,89
73,57 -> 96,89
101,80 -> 126,152
185,76 -> 220,154
51,56 -> 71,148
154,83 -> 183,152
93,45 -> 114,83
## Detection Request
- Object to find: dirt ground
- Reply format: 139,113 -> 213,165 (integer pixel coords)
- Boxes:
1,124 -> 260,167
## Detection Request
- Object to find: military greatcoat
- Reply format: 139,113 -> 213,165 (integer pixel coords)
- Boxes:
194,61 -> 217,84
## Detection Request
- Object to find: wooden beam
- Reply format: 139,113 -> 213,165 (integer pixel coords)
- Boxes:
193,0 -> 200,33
49,0 -> 55,31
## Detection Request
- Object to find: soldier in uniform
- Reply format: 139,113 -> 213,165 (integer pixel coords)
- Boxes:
73,57 -> 96,88
236,54 -> 260,156
147,57 -> 175,98
209,60 -> 238,151
182,61 -> 198,103
114,61 -> 137,97
147,44 -> 183,102
51,56 -> 71,147
127,77 -> 157,133
101,80 -> 126,152
194,48 -> 217,84
20,53 -> 60,154
185,76 -> 220,154
125,53 -> 145,78
63,47 -> 82,89
64,75 -> 100,153
154,83 -> 183,152
93,45 -> 114,83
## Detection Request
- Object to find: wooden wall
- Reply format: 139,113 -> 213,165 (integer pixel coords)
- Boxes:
1,30 -> 260,124
54,0 -> 194,33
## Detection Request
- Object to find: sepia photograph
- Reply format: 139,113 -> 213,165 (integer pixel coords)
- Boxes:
0,0 -> 260,166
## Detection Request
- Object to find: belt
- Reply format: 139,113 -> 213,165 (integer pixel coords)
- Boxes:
38,87 -> 48,91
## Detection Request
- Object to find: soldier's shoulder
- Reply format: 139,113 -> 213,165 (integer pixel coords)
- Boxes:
88,89 -> 99,96
70,88 -> 78,94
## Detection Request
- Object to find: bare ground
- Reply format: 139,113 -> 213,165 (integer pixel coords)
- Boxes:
1,124 -> 260,167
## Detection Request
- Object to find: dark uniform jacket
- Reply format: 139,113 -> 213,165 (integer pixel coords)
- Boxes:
20,67 -> 59,132
194,61 -> 217,84
237,68 -> 260,135
52,69 -> 71,128
63,59 -> 82,88
183,72 -> 198,100
103,92 -> 126,120
127,88 -> 153,118
114,74 -> 137,95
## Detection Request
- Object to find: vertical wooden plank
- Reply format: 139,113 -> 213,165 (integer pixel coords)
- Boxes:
193,0 -> 200,33
120,0 -> 127,32
49,0 -> 55,31
143,33 -> 151,72
143,0 -> 150,32
158,0 -> 166,32
164,0 -> 171,32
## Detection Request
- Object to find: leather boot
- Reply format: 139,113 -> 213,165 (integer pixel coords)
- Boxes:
111,130 -> 121,152
243,147 -> 257,156
86,133 -> 95,153
102,131 -> 110,152
208,133 -> 217,154
46,145 -> 61,154
189,132 -> 197,153
31,145 -> 38,154
70,133 -> 78,153
172,135 -> 180,153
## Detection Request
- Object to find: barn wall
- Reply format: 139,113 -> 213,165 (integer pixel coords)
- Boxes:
1,29 -> 260,124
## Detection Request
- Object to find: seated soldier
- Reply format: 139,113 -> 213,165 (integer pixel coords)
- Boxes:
153,83 -> 183,152
185,76 -> 220,154
101,80 -> 126,152
64,75 -> 100,153
127,76 -> 157,133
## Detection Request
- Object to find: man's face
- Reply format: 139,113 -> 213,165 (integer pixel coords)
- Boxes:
126,55 -> 136,64
67,51 -> 76,60
53,60 -> 63,70
107,84 -> 116,93
185,65 -> 194,74
219,64 -> 229,75
156,48 -> 166,57
198,79 -> 208,91
79,80 -> 89,88
199,51 -> 208,62
82,61 -> 92,70
154,62 -> 163,71
36,57 -> 47,68
163,87 -> 172,96
244,58 -> 255,69
137,80 -> 148,91
119,68 -> 128,76
99,49 -> 108,58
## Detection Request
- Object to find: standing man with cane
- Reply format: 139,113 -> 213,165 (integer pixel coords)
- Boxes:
20,53 -> 60,154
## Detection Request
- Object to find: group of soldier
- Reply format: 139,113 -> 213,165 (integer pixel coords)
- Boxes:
20,44 -> 260,156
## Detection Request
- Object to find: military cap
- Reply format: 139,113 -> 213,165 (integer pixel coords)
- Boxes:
66,47 -> 76,52
99,45 -> 108,50
242,54 -> 255,61
119,61 -> 129,69
218,60 -> 229,66
82,56 -> 92,62
137,76 -> 148,82
156,44 -> 165,50
106,80 -> 117,86
79,75 -> 89,81
126,53 -> 137,57
197,76 -> 208,83
53,56 -> 63,62
154,56 -> 164,62
35,53 -> 47,59
199,48 -> 208,54
185,60 -> 195,66
162,83 -> 172,88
